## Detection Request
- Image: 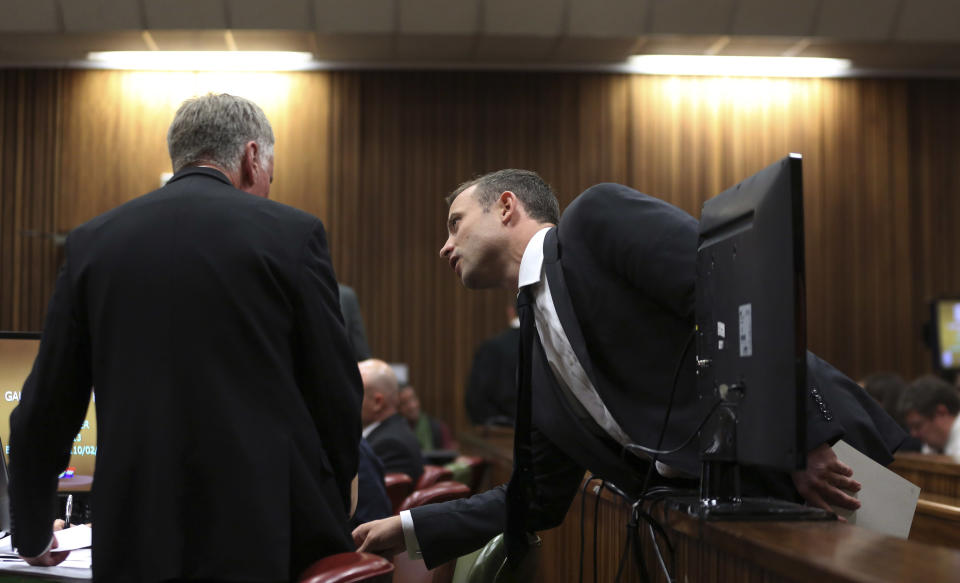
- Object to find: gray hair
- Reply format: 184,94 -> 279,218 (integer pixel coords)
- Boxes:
447,169 -> 560,225
167,93 -> 274,175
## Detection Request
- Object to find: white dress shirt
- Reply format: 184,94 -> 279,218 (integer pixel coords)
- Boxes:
943,415 -> 960,457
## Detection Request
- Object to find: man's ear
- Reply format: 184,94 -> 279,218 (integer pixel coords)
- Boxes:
935,403 -> 951,418
239,141 -> 260,188
499,190 -> 518,224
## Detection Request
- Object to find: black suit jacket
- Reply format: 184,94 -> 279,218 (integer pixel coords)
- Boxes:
9,167 -> 363,582
366,413 -> 425,484
411,183 -> 905,568
465,327 -> 519,425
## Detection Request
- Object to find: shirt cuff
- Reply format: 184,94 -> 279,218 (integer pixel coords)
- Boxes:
18,535 -> 54,559
399,510 -> 422,560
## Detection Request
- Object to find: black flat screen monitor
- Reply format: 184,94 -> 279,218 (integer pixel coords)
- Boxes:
930,297 -> 960,374
696,154 -> 806,473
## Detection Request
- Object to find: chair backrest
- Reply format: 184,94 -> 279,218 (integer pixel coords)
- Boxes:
298,552 -> 394,583
384,472 -> 414,514
415,465 -> 454,490
398,481 -> 471,512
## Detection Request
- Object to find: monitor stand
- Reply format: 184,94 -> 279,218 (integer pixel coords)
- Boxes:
667,401 -> 834,522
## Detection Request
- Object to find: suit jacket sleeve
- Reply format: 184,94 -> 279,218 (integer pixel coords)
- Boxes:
10,248 -> 93,556
410,425 -> 585,569
805,352 -> 906,464
294,221 -> 364,511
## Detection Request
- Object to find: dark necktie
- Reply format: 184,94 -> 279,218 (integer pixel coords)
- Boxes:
505,284 -> 536,568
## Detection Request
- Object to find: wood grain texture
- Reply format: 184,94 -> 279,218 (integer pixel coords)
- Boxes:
540,475 -> 960,583
2,70 -> 960,439
890,452 -> 960,498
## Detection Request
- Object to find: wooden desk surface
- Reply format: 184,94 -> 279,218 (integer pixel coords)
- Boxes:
677,514 -> 960,582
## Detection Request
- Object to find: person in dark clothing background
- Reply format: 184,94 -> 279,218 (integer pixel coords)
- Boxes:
465,303 -> 519,426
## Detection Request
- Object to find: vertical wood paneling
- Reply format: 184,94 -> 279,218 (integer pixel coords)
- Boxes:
2,69 -> 959,437
0,70 -> 62,332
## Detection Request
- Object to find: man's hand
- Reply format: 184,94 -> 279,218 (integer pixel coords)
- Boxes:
792,442 -> 862,518
20,535 -> 71,567
352,516 -> 406,557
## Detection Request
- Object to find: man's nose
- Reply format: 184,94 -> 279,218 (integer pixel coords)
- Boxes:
439,238 -> 452,258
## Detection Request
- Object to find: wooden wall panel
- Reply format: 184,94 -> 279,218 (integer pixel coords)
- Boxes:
0,70 -> 62,331
2,69 -> 960,437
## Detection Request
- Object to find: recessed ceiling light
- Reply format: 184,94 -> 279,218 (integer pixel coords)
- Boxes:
86,51 -> 315,72
626,55 -> 851,78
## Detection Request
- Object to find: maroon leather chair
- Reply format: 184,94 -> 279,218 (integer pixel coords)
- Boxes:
298,552 -> 394,583
414,465 -> 454,491
398,481 -> 471,513
384,472 -> 415,514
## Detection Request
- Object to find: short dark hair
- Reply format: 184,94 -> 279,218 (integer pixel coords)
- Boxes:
898,374 -> 960,418
446,169 -> 560,225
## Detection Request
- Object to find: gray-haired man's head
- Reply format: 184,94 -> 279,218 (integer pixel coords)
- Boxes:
167,94 -> 275,192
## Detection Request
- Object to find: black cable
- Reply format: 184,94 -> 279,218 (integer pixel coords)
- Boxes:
616,504 -> 652,583
578,474 -> 598,583
613,521 -> 632,583
627,397 -> 721,458
593,480 -> 604,583
638,328 -> 696,498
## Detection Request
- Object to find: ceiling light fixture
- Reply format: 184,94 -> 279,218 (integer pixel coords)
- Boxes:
626,55 -> 851,78
86,51 -> 315,72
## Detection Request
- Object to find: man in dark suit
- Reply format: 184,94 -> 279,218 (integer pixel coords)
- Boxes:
352,169 -> 904,568
351,438 -> 393,529
338,283 -> 372,361
359,359 -> 425,484
9,93 -> 363,582
465,304 -> 519,426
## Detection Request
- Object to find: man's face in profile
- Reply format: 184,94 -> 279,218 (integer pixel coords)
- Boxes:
905,406 -> 954,451
439,186 -> 505,289
398,387 -> 420,423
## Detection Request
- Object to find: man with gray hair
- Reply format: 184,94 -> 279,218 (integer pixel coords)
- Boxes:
9,93 -> 362,582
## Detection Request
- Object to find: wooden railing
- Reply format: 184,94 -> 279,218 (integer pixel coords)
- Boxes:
460,431 -> 960,582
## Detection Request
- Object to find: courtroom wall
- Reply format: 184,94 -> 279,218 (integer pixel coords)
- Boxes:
2,69 -> 959,433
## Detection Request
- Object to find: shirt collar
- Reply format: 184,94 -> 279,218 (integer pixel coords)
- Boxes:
518,227 -> 552,288
362,420 -> 382,439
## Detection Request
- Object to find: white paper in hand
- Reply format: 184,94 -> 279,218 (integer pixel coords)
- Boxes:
830,439 -> 920,539
53,525 -> 92,552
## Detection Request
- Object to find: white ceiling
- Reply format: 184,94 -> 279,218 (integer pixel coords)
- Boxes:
1,0 -> 959,74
